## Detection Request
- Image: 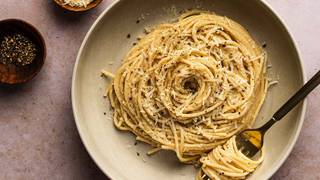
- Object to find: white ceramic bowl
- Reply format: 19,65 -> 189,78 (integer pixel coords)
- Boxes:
72,0 -> 306,179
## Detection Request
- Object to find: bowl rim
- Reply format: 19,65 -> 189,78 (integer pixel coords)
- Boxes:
0,18 -> 46,85
71,0 -> 307,179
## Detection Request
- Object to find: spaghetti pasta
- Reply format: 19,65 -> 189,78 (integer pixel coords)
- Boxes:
105,11 -> 267,168
197,136 -> 264,180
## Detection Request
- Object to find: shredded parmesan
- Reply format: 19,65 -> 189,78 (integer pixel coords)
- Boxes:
61,0 -> 93,8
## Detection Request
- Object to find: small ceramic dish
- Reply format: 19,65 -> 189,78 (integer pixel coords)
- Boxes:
0,19 -> 46,85
72,0 -> 306,179
53,0 -> 103,12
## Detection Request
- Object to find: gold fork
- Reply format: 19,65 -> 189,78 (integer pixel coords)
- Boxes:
236,70 -> 320,158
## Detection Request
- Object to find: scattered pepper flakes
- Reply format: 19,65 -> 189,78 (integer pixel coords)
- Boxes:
262,43 -> 267,48
127,34 -> 131,38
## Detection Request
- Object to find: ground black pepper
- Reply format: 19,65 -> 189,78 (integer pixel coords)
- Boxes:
262,42 -> 267,48
0,33 -> 37,66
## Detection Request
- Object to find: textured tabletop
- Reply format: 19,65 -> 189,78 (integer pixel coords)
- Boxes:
0,0 -> 319,179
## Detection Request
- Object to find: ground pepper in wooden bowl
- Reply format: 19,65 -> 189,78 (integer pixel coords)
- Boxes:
0,33 -> 37,66
0,19 -> 46,85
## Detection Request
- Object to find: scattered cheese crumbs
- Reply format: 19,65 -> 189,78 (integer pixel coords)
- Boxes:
141,156 -> 147,163
101,70 -> 115,79
163,6 -> 179,18
144,27 -> 152,34
61,0 -> 93,8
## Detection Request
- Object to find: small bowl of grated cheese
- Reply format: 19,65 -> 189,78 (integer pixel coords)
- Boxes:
53,0 -> 103,12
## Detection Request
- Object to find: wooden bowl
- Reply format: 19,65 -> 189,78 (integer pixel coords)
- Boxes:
0,19 -> 46,85
53,0 -> 103,12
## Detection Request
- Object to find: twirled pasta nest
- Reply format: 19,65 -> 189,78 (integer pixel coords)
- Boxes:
107,11 -> 267,163
196,136 -> 264,180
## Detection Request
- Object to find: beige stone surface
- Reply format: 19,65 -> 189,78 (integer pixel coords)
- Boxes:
0,0 -> 319,179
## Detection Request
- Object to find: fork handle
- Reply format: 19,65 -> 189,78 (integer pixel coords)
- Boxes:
260,70 -> 320,133
274,70 -> 320,120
